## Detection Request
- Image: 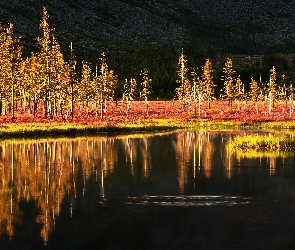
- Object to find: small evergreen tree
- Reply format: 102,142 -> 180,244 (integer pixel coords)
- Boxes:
268,66 -> 277,113
201,58 -> 215,109
234,75 -> 244,109
0,23 -> 22,117
92,53 -> 118,118
175,49 -> 191,109
122,78 -> 137,118
32,7 -> 71,118
69,42 -> 77,119
249,77 -> 261,114
79,61 -> 92,115
222,57 -> 236,106
139,68 -> 152,117
190,68 -> 201,116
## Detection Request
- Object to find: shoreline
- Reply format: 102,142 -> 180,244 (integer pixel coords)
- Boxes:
1,118 -> 295,139
0,99 -> 295,139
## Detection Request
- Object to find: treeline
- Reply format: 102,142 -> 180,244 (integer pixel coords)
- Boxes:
175,51 -> 294,116
0,8 -> 152,119
0,7 -> 295,120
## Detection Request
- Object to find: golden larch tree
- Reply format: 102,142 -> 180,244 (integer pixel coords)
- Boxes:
175,49 -> 191,109
122,78 -> 137,118
139,68 -> 152,116
235,75 -> 244,109
0,23 -> 22,117
78,61 -> 93,115
222,57 -> 236,107
268,66 -> 277,113
32,7 -> 71,118
92,53 -> 118,118
201,58 -> 215,109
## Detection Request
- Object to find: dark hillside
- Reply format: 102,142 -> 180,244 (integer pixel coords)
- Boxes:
1,0 -> 295,97
2,0 -> 295,53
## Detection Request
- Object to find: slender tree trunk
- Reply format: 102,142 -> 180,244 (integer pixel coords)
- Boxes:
71,80 -> 74,119
34,95 -> 37,117
0,97 -> 2,116
2,99 -> 6,116
269,93 -> 273,113
290,95 -> 293,118
11,85 -> 14,118
145,97 -> 149,117
100,99 -> 104,119
198,94 -> 201,116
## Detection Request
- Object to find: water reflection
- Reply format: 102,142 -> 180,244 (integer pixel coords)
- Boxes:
126,195 -> 254,207
0,130 -> 294,247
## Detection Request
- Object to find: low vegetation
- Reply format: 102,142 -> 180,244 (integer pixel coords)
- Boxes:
0,117 -> 246,139
229,134 -> 295,150
232,148 -> 295,159
1,8 -> 295,122
0,7 -> 295,139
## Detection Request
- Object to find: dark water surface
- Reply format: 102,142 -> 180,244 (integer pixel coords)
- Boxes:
0,130 -> 295,249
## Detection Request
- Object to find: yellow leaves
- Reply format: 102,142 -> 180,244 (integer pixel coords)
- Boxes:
78,61 -> 92,100
235,75 -> 244,98
176,50 -> 191,105
269,66 -> 277,89
38,7 -> 51,50
201,58 -> 215,100
222,57 -> 237,101
0,21 -> 22,102
123,78 -> 137,102
139,68 -> 152,100
202,58 -> 214,79
177,49 -> 189,84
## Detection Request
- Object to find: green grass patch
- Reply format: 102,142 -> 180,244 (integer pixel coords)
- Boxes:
232,148 -> 295,158
229,134 -> 295,151
0,119 -> 292,139
255,121 -> 295,130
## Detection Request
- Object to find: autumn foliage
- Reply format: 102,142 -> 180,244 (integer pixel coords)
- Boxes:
0,7 -> 294,125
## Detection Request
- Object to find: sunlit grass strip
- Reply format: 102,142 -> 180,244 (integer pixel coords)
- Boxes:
0,123 -> 107,138
229,135 -> 295,151
256,121 -> 295,130
0,121 -> 179,138
0,119 -> 293,139
0,119 -> 248,139
231,147 -> 295,158
1,130 -> 179,145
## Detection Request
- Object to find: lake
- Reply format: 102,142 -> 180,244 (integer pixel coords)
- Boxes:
0,130 -> 295,249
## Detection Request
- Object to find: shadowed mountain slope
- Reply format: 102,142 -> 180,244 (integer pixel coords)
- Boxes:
1,0 -> 295,98
1,0 -> 295,54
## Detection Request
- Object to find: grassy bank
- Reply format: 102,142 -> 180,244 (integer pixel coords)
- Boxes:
0,119 -> 247,138
229,134 -> 295,151
255,121 -> 295,130
0,119 -> 295,139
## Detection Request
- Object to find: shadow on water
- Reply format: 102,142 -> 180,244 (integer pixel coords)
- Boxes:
0,131 -> 295,249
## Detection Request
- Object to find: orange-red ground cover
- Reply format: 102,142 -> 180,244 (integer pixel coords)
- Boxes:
0,100 -> 294,124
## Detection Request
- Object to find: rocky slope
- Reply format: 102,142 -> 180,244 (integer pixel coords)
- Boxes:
1,0 -> 295,54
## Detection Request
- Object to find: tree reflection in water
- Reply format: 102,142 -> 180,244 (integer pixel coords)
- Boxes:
0,131 -> 294,249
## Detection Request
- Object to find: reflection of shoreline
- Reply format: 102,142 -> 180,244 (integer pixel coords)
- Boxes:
0,134 -> 155,244
230,148 -> 295,159
0,130 -> 294,246
0,139 -> 113,244
0,130 -> 179,145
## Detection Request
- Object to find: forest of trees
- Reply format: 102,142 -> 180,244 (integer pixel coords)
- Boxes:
175,50 -> 294,116
1,7 -> 295,120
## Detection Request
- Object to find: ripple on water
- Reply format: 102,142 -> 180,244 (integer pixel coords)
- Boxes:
124,195 -> 254,207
